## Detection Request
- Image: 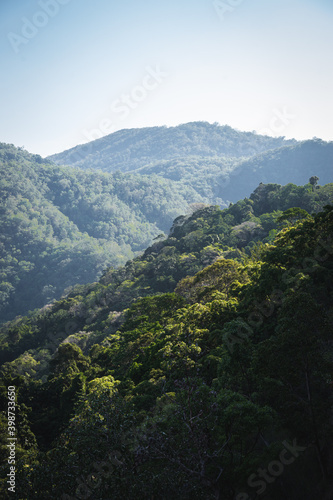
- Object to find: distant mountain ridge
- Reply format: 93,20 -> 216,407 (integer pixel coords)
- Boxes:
48,122 -> 333,205
214,139 -> 333,201
1,123 -> 332,322
48,122 -> 297,171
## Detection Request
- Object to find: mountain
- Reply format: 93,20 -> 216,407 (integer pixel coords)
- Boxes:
48,122 -> 333,205
218,139 -> 333,201
0,189 -> 332,499
48,122 -> 296,172
1,180 -> 333,370
0,143 -> 203,323
2,123 -> 333,323
122,140 -> 333,204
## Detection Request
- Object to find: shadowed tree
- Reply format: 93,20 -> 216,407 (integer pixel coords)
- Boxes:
309,176 -> 319,191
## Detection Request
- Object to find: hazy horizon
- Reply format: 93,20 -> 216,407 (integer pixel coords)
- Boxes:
1,0 -> 333,156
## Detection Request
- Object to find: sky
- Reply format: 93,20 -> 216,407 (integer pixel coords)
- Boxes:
0,0 -> 332,157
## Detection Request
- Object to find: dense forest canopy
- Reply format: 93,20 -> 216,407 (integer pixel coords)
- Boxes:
0,190 -> 332,498
1,126 -> 333,323
0,126 -> 333,498
0,143 -> 203,322
48,122 -> 297,171
49,122 -> 333,204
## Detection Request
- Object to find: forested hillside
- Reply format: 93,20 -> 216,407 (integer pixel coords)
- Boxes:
0,143 -> 203,323
48,123 -> 333,205
4,131 -> 332,324
48,122 -> 296,172
125,140 -> 333,205
220,139 -> 333,201
0,187 -> 332,499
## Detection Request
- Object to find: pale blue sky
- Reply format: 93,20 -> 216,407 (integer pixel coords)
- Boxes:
0,0 -> 332,156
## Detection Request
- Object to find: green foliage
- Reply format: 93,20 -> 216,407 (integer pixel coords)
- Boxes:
49,123 -> 333,210
0,143 -> 203,322
1,133 -> 333,324
175,258 -> 247,303
277,207 -> 311,225
49,122 -> 295,171
0,177 -> 333,498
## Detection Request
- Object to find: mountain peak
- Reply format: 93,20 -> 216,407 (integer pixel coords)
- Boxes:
47,121 -> 297,172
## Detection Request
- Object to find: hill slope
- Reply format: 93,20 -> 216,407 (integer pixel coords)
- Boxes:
2,133 -> 333,323
48,122 -> 296,172
0,143 -> 204,323
0,192 -> 332,499
218,139 -> 333,201
48,123 -> 333,205
1,180 -> 333,368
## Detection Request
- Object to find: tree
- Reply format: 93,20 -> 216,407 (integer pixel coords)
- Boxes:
277,207 -> 310,226
309,176 -> 319,191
